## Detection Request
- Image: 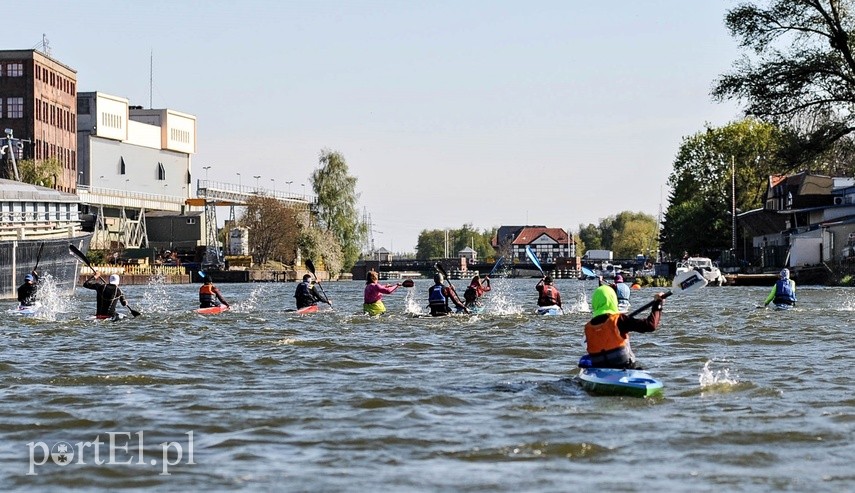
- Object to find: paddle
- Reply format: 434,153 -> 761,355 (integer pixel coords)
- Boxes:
402,279 -> 415,288
525,246 -> 545,277
627,270 -> 708,318
487,256 -> 505,278
526,246 -> 563,314
32,241 -> 44,274
305,259 -> 331,306
581,266 -> 596,279
68,244 -> 141,317
434,262 -> 468,313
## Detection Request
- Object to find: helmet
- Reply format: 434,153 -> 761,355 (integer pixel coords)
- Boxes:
303,274 -> 312,282
614,274 -> 624,283
779,268 -> 790,279
108,274 -> 120,285
24,274 -> 34,282
434,273 -> 444,284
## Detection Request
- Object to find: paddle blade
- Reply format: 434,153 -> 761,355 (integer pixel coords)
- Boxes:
434,262 -> 448,279
306,259 -> 317,276
525,246 -> 544,276
488,256 -> 505,277
129,307 -> 141,317
670,269 -> 708,296
402,279 -> 415,288
68,243 -> 95,272
581,266 -> 596,278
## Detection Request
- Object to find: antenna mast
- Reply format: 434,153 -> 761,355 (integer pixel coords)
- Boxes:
149,50 -> 153,108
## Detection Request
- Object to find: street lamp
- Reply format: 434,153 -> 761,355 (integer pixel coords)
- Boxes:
236,172 -> 241,189
254,175 -> 261,191
202,165 -> 211,182
270,178 -> 276,195
301,183 -> 306,199
286,180 -> 293,195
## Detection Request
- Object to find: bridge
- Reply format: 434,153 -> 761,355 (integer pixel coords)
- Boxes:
195,179 -> 316,210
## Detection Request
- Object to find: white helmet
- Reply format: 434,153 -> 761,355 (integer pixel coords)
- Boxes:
779,268 -> 789,279
108,274 -> 120,285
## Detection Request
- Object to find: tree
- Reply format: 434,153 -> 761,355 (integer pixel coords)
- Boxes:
577,223 -> 602,253
611,216 -> 659,259
660,120 -> 789,257
311,150 -> 366,272
713,0 -> 855,169
415,225 -> 496,260
298,210 -> 344,276
17,157 -> 63,187
238,195 -> 300,266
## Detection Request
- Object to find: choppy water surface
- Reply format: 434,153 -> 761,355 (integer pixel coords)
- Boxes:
1,277 -> 853,491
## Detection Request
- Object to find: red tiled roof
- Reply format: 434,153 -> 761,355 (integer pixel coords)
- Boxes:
511,227 -> 571,245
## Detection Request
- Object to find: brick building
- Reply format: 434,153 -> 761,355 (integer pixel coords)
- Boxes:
0,49 -> 78,193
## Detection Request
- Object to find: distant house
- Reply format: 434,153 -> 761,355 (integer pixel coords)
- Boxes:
506,226 -> 573,264
458,246 -> 477,262
739,172 -> 855,268
376,247 -> 392,263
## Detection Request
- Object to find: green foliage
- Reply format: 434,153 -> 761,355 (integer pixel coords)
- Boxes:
714,0 -> 855,171
298,214 -> 344,277
17,158 -> 63,187
238,195 -> 300,265
311,150 -> 366,271
660,120 -> 792,257
577,212 -> 658,259
415,224 -> 496,260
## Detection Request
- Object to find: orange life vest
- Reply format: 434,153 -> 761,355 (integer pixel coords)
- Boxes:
199,284 -> 215,296
584,313 -> 628,354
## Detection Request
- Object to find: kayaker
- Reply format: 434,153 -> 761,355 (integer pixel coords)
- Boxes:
428,273 -> 467,316
363,271 -> 401,316
580,285 -> 664,369
598,274 -> 631,308
536,275 -> 562,309
17,271 -> 39,307
763,268 -> 796,308
294,274 -> 329,309
199,277 -> 230,309
83,273 -> 130,318
463,274 -> 491,311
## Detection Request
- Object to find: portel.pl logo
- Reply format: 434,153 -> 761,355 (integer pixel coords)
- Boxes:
27,431 -> 195,476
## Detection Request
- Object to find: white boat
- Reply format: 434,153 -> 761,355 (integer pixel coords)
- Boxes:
675,257 -> 726,286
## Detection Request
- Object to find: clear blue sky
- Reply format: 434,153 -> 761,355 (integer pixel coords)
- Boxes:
12,1 -> 744,253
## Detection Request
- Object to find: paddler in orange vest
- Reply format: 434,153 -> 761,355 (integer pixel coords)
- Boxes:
580,285 -> 665,369
199,277 -> 230,309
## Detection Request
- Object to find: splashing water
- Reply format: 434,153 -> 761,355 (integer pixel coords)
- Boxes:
231,284 -> 270,312
699,360 -> 739,388
482,276 -> 524,315
403,287 -> 426,315
567,292 -> 590,313
139,271 -> 172,313
28,273 -> 74,321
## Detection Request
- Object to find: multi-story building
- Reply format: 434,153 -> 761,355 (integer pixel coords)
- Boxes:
0,49 -> 78,193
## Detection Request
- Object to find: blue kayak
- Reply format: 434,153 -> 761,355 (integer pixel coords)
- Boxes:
576,367 -> 663,398
536,305 -> 561,316
773,303 -> 793,311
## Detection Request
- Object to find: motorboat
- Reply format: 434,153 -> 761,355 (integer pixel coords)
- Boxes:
675,257 -> 726,286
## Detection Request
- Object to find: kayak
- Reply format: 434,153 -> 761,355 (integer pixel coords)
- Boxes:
576,367 -> 663,398
296,304 -> 319,314
8,302 -> 41,316
92,313 -> 127,321
536,305 -> 561,316
773,303 -> 793,311
195,305 -> 230,315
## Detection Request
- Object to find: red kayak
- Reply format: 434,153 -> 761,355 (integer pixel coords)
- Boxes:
295,304 -> 319,314
195,305 -> 230,315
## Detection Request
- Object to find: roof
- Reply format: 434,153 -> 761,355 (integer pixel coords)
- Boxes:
512,227 -> 570,245
458,247 -> 476,253
0,178 -> 79,203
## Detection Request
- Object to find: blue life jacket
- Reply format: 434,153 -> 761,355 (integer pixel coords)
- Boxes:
615,283 -> 631,302
428,284 -> 446,307
774,279 -> 796,304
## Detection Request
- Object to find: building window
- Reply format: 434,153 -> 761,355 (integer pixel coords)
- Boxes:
186,218 -> 196,225
6,63 -> 23,77
157,162 -> 165,180
119,157 -> 126,175
6,97 -> 23,118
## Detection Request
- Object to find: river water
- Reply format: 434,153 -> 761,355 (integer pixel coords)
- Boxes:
1,276 -> 853,492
